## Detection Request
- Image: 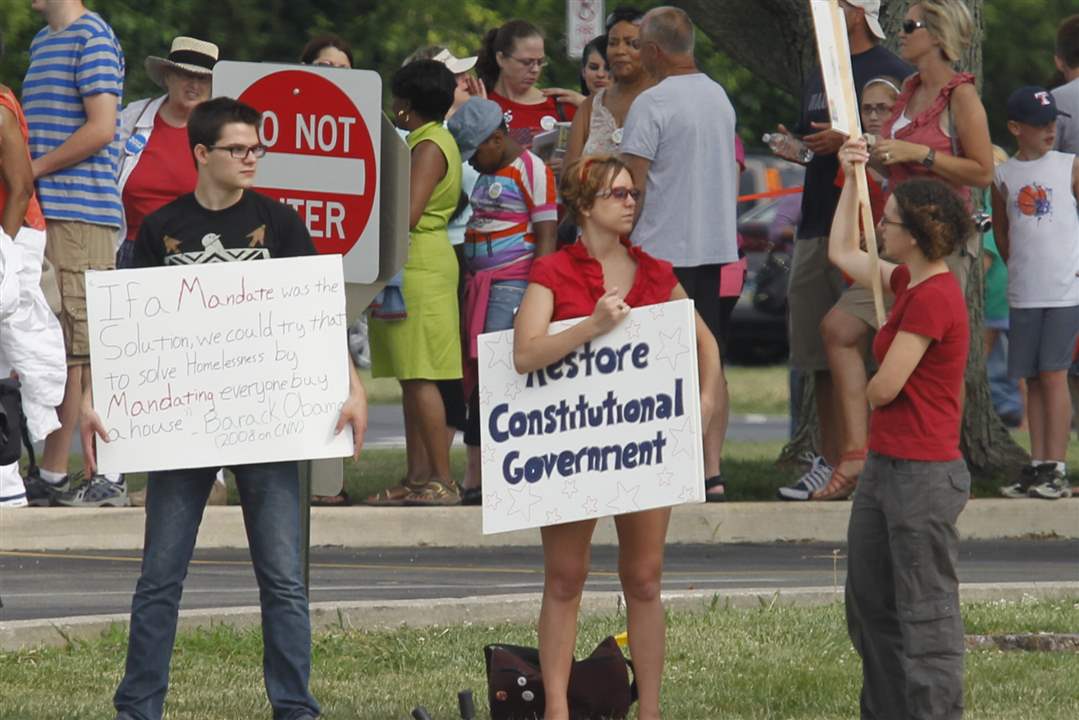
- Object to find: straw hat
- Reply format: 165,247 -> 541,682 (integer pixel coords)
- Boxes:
145,36 -> 219,88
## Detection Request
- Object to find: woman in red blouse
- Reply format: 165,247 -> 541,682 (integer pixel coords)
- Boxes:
513,156 -> 720,720
476,19 -> 578,150
831,138 -> 973,720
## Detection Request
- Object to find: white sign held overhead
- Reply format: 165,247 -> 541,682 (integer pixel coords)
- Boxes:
809,0 -> 862,137
478,299 -> 705,535
567,0 -> 606,58
213,62 -> 382,283
85,256 -> 353,475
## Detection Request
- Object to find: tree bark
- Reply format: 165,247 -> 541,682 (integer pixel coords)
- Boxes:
675,0 -> 1026,475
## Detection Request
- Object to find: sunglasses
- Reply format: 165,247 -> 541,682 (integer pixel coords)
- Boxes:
598,187 -> 641,202
902,19 -> 928,34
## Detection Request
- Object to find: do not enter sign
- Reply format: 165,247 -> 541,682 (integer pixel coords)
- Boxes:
213,62 -> 382,283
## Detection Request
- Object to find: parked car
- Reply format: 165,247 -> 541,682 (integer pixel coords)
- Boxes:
728,152 -> 805,365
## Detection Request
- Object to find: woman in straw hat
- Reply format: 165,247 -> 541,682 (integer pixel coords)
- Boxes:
114,36 -> 227,507
114,36 -> 218,269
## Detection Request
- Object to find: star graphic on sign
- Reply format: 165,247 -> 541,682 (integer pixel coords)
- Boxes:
608,481 -> 641,513
667,416 -> 695,459
483,444 -> 497,464
678,484 -> 697,503
484,330 -> 515,371
546,508 -> 563,524
563,478 -> 579,499
246,224 -> 267,247
486,491 -> 504,510
625,319 -> 642,340
504,381 -> 522,402
506,483 -> 543,521
649,305 -> 666,322
654,328 -> 690,372
583,496 -> 599,514
163,235 -> 181,254
480,387 -> 494,407
657,468 -> 675,487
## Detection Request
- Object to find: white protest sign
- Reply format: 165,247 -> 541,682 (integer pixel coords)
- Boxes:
567,0 -> 606,58
809,0 -> 862,137
478,299 -> 704,535
85,255 -> 352,475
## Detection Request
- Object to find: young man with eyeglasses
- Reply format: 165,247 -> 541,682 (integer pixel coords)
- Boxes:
95,97 -> 368,720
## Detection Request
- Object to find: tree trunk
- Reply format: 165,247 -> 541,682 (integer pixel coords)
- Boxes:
676,0 -> 1026,475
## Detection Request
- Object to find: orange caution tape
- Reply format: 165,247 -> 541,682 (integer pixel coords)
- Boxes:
737,186 -> 803,203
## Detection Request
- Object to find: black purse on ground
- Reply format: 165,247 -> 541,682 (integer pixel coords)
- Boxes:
0,378 -> 26,466
752,249 -> 790,316
484,636 -> 637,720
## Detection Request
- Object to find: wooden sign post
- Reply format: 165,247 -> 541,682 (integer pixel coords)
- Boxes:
810,0 -> 885,326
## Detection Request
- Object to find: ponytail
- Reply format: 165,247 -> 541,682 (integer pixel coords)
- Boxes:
476,19 -> 544,92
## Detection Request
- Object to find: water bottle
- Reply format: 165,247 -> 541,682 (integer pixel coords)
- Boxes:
762,132 -> 814,164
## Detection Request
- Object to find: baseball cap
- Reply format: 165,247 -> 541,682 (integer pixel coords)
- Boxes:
845,1 -> 886,41
447,98 -> 505,161
433,48 -> 478,75
1007,86 -> 1072,125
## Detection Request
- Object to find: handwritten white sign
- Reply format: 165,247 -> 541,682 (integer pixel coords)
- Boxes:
85,255 -> 352,475
478,299 -> 704,535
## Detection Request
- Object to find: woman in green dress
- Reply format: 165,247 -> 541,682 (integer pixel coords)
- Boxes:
368,60 -> 463,505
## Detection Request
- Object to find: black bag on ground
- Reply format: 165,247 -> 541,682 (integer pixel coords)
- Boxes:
751,248 -> 790,316
484,635 -> 637,720
0,378 -> 25,466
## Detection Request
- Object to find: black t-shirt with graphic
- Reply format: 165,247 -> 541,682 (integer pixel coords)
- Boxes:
133,190 -> 315,268
795,45 -> 912,239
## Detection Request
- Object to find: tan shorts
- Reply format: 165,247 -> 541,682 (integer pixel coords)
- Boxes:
788,236 -> 845,372
44,220 -> 115,365
833,282 -> 895,330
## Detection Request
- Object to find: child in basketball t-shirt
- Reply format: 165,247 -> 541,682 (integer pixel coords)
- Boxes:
992,86 -> 1079,500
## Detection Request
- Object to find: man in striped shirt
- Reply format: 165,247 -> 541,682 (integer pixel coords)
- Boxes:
21,0 -> 126,507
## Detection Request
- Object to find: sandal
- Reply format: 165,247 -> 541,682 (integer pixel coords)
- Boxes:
811,449 -> 867,501
363,479 -> 422,507
404,479 -> 462,507
705,475 -> 726,503
311,490 -> 351,507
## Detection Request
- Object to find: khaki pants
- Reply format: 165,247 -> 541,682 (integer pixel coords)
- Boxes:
44,220 -> 115,366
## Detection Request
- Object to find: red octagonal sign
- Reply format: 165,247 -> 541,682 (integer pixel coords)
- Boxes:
214,62 -> 382,282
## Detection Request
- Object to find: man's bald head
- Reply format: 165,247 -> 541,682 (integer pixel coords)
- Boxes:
640,6 -> 695,56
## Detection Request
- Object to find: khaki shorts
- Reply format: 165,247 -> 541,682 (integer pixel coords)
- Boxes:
788,236 -> 845,371
44,220 -> 115,365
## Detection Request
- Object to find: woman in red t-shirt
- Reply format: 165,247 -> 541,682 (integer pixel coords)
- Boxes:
513,156 -> 720,720
477,20 -> 578,151
831,138 -> 973,719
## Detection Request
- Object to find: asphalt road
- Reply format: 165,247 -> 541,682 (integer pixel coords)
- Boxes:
2,539 -> 1075,622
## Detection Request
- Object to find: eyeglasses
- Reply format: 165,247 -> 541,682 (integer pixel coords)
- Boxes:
901,19 -> 928,34
207,144 -> 268,160
507,56 -> 547,70
597,187 -> 641,202
861,103 -> 894,117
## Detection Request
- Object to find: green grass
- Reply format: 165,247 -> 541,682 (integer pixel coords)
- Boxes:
360,365 -> 792,415
2,600 -> 1076,719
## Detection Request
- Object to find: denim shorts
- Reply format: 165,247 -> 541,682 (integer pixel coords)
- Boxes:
485,280 -> 528,332
1008,305 -> 1079,378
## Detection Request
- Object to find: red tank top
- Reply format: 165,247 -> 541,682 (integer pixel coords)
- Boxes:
0,87 -> 46,231
882,72 -> 974,208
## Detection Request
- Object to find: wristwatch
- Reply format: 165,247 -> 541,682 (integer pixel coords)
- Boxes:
921,148 -> 936,169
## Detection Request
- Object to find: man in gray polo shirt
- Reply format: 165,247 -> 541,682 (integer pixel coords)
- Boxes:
621,5 -> 737,501
1053,14 -> 1079,154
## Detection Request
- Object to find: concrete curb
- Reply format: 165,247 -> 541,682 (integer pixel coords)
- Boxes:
2,499 -> 1077,551
3,581 -> 1077,652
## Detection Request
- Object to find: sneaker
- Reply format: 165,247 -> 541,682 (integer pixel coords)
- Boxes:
23,469 -> 74,507
1028,464 -> 1072,500
54,475 -> 131,507
778,454 -> 832,501
1000,465 -> 1038,499
0,492 -> 29,508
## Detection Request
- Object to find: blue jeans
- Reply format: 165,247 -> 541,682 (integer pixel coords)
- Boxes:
987,331 -> 1022,418
114,462 -> 319,720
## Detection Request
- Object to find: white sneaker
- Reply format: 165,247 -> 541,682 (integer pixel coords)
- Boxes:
0,493 -> 29,508
778,454 -> 832,501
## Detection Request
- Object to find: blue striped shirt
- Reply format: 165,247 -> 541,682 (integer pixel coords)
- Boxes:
22,12 -> 125,228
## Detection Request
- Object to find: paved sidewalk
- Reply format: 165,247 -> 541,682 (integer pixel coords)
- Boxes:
2,499 -> 1076,551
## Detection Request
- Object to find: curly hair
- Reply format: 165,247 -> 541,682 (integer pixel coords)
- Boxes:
560,155 -> 630,222
892,179 -> 974,261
